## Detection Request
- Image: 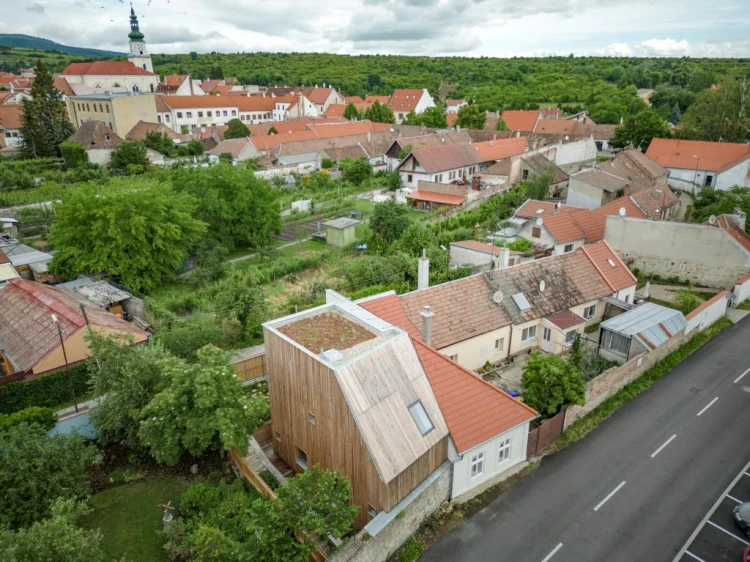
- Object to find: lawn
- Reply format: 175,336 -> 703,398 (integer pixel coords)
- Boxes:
81,475 -> 189,562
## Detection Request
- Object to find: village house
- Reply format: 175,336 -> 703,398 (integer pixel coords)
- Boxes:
533,118 -> 618,152
384,130 -> 472,171
446,99 -> 467,114
296,86 -> 345,114
645,138 -> 750,193
449,240 -> 523,271
233,95 -> 276,125
396,142 -> 482,189
0,278 -> 148,379
405,181 -> 468,211
157,74 -> 205,96
500,110 -> 542,133
67,121 -> 124,166
388,89 -> 437,124
155,95 -> 240,133
68,92 -> 158,138
0,105 -> 23,149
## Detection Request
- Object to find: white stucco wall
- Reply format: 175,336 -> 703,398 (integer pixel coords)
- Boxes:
666,160 -> 749,193
734,276 -> 750,305
567,177 -> 605,209
550,137 -> 598,167
414,89 -> 437,114
86,148 -> 114,166
517,221 -> 556,250
451,422 -> 530,498
449,245 -> 494,267
438,325 -> 512,371
552,240 -> 584,256
685,293 -> 728,335
615,285 -> 637,304
567,299 -> 604,328
509,318 -> 540,356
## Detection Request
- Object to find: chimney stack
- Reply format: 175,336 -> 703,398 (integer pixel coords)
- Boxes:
418,249 -> 430,290
367,130 -> 371,142
420,305 -> 434,345
498,246 -> 510,269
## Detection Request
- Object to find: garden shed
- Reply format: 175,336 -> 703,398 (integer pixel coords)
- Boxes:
322,217 -> 361,248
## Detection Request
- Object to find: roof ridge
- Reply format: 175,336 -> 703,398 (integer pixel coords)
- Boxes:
11,279 -> 85,328
580,244 -> 616,292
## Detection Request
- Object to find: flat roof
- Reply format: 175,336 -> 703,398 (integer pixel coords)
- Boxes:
278,311 -> 376,353
323,217 -> 361,229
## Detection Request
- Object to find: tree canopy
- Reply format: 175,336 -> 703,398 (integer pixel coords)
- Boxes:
455,104 -> 486,129
48,178 -> 207,292
405,106 -> 447,128
610,108 -> 670,151
521,352 -> 586,417
224,118 -> 250,139
364,101 -> 395,124
369,200 -> 411,248
110,140 -> 150,173
680,75 -> 750,143
343,102 -> 360,120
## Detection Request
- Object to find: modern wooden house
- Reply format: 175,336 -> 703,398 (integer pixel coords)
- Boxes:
263,301 -> 450,529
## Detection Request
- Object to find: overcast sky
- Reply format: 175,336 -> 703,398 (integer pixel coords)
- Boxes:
4,0 -> 750,58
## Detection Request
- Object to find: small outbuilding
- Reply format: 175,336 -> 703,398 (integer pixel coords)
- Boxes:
322,217 -> 361,248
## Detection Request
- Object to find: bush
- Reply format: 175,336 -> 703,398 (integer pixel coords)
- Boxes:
260,470 -> 280,490
0,363 -> 90,415
154,318 -> 225,362
399,537 -> 425,562
0,406 -> 57,432
59,140 -> 89,169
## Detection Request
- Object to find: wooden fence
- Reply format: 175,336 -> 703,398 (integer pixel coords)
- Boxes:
232,353 -> 266,382
526,409 -> 565,458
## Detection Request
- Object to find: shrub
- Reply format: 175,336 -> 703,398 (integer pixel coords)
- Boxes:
0,364 -> 90,415
0,406 -> 57,432
260,470 -> 280,490
59,140 -> 88,169
521,352 -> 586,417
399,537 -> 425,562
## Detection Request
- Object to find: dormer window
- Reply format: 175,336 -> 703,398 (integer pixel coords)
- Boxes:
408,400 -> 434,436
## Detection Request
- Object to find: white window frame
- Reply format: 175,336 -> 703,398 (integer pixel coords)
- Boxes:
583,304 -> 596,319
470,451 -> 484,478
522,325 -> 537,342
498,438 -> 511,463
494,338 -> 504,354
565,330 -> 577,346
564,244 -> 574,253
543,327 -> 551,342
186,111 -> 193,118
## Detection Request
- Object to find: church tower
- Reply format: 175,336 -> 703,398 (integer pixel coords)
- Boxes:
127,7 -> 153,73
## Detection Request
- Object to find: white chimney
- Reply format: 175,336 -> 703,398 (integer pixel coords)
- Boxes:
498,246 -> 510,269
367,130 -> 371,142
420,305 -> 434,345
418,249 -> 429,290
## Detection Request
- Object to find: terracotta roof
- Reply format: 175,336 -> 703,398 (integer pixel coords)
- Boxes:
646,138 -> 750,173
580,241 -> 637,292
450,240 -> 500,256
629,185 -> 679,219
585,197 -> 646,240
0,249 -> 9,264
616,148 -> 668,181
209,138 -> 252,158
211,85 -> 233,96
388,89 -> 425,112
298,87 -> 336,105
233,95 -> 276,112
161,74 -> 187,88
157,95 -> 237,110
344,96 -> 364,104
126,120 -> 182,141
471,137 -> 528,162
322,145 -> 368,161
68,121 -> 123,149
155,95 -> 170,113
515,199 -> 573,218
412,337 -> 537,453
53,75 -> 74,96
0,91 -> 10,104
200,80 -> 222,93
324,104 -> 346,117
309,121 -> 390,139
61,61 -> 156,76
249,130 -> 318,151
358,292 -> 422,340
572,169 -> 630,193
714,215 -> 750,252
0,105 -> 22,130
546,310 -> 586,330
406,190 -> 465,206
400,275 -> 511,348
365,95 -> 390,104
542,211 -> 586,243
406,142 -> 482,174
576,123 -> 617,140
446,99 -> 465,107
533,119 -> 577,135
500,110 -> 541,133
0,278 -> 147,373
446,113 -> 457,127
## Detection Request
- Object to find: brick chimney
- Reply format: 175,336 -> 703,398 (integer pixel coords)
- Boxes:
420,305 -> 434,345
418,249 -> 429,290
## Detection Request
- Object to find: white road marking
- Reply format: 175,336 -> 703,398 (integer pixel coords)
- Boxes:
651,434 -> 677,458
735,368 -> 750,384
706,520 -> 749,545
727,494 -> 743,504
594,481 -> 626,512
540,542 -> 563,562
672,458 -> 750,562
684,551 -> 707,562
696,397 -> 718,417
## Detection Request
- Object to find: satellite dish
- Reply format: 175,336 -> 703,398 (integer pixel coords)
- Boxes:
536,217 -> 544,227
709,215 -> 717,225
493,290 -> 504,304
539,280 -> 546,292
618,207 -> 626,217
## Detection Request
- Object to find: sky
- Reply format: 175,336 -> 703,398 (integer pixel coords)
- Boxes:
4,0 -> 750,58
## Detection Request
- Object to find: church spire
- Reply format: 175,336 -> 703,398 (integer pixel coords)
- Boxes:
128,6 -> 145,41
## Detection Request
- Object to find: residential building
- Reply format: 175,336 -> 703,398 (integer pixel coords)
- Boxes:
68,92 -> 157,138
384,130 -> 472,171
389,89 -> 436,123
60,60 -> 159,94
125,120 -> 185,142
471,137 -> 529,165
500,110 -> 541,133
645,138 -> 750,192
396,142 -> 482,189
208,138 -> 259,162
233,95 -> 275,124
297,86 -> 345,113
0,249 -> 20,290
406,181 -> 468,211
155,95 -> 239,133
0,278 -> 148,379
449,241 -> 522,270
157,74 -> 204,96
533,119 -> 618,151
67,121 -> 124,165
0,105 -> 23,149
446,99 -> 467,114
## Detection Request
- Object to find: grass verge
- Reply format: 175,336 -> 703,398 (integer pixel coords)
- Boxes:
552,317 -> 732,452
80,475 -> 189,562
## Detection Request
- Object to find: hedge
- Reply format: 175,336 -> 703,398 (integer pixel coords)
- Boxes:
0,406 -> 57,432
0,363 -> 91,415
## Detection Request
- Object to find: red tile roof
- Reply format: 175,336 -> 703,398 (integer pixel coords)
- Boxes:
446,99 -> 465,107
344,96 -> 364,104
161,74 -> 187,88
0,279 -> 147,373
446,113 -> 457,127
358,293 -> 422,340
53,75 -> 74,96
412,337 -> 537,453
645,138 -> 750,173
546,310 -> 586,330
406,190 -> 465,206
249,130 -> 319,151
500,110 -> 541,133
233,96 -> 276,112
365,95 -> 390,104
471,137 -> 528,162
583,197 -> 646,241
541,211 -> 585,243
0,105 -> 22,130
200,80 -> 222,93
157,95 -> 237,110
515,199 -> 574,218
324,104 -> 346,117
580,241 -> 637,292
533,119 -> 577,135
298,87 -> 336,105
61,61 -> 156,76
715,214 -> 750,252
309,121 -> 390,139
408,142 -> 482,174
389,89 -> 425,112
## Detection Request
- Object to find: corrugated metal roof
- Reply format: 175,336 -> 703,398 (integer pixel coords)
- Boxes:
74,281 -> 132,308
601,303 -> 686,349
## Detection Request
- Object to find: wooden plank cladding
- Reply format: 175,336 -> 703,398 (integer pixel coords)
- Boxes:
231,353 -> 266,381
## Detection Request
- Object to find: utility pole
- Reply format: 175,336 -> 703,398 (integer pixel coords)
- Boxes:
51,314 -> 78,413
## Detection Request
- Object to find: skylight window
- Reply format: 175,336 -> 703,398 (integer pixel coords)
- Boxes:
512,292 -> 533,312
535,209 -> 545,214
608,259 -> 616,267
408,400 -> 434,436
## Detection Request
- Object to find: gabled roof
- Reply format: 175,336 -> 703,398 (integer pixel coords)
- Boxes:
209,138 -> 252,158
389,89 -> 426,112
546,310 -> 586,330
324,104 -> 346,117
471,137 -> 528,162
645,138 -> 750,173
366,95 -> 390,104
358,292 -> 422,340
309,121 -> 390,139
616,148 -> 668,181
0,278 -> 147,373
446,99 -> 465,107
629,185 -> 679,219
157,95 -> 237,110
533,119 -> 577,135
249,130 -> 319,151
515,199 -> 576,218
61,61 -> 156,77
298,87 -> 336,105
541,211 -> 585,243
126,120 -> 182,141
53,75 -> 75,96
233,95 -> 276,112
572,169 -> 630,193
0,105 -> 22,130
412,338 -> 537,453
714,214 -> 750,252
500,110 -> 541,133
404,142 -> 482,174
68,121 -> 123,149
602,302 -> 686,350
580,241 -> 637,292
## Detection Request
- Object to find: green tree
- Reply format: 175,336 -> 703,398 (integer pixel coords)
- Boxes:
243,498 -> 311,562
58,140 -> 88,169
209,65 -> 224,80
673,289 -> 703,315
521,352 -> 586,417
20,60 -> 73,158
210,270 -> 268,340
343,102 -> 360,120
496,118 -> 509,132
224,118 -> 250,139
0,499 -> 105,562
690,186 -> 750,231
48,178 -> 206,292
455,104 -> 486,129
110,140 -> 149,173
0,424 -> 100,529
364,100 -> 395,124
523,166 -> 555,201
267,126 -> 278,135
417,106 -> 447,128
154,318 -> 224,361
369,200 -> 410,247
143,131 -> 175,156
669,102 -> 682,125
340,157 -> 372,186
139,345 -> 269,465
610,108 -> 670,151
680,75 -> 750,142
394,222 -> 436,257
192,524 -> 232,562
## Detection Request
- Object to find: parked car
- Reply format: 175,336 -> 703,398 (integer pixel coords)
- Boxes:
743,544 -> 750,562
733,502 -> 750,538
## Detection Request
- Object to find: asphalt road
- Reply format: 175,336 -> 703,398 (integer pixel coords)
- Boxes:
422,317 -> 750,562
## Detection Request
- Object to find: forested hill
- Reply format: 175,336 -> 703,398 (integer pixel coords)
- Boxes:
152,52 -> 750,111
0,34 -> 122,58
